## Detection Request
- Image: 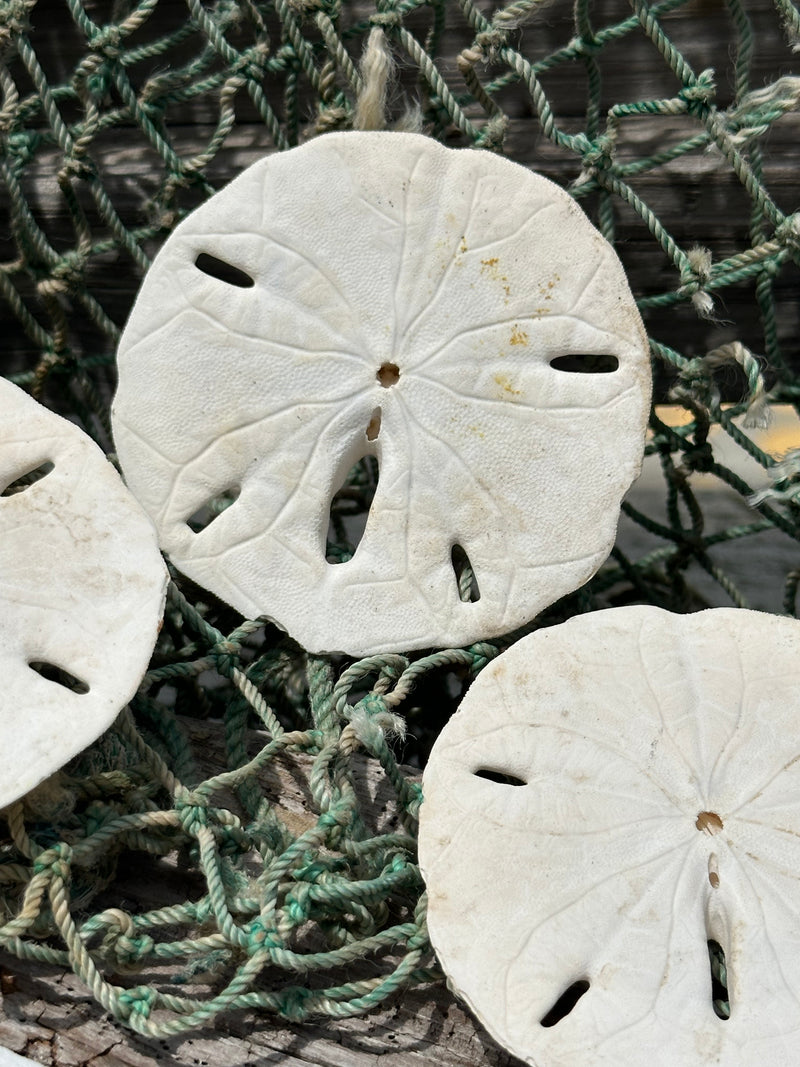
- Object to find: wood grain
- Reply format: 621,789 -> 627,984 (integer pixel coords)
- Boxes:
0,959 -> 524,1066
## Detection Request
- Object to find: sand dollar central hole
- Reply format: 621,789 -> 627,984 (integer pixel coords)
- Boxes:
696,811 -> 724,835
377,362 -> 400,388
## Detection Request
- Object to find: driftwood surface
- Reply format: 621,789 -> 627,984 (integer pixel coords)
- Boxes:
0,717 -> 524,1067
0,958 -> 522,1067
0,962 -> 523,1067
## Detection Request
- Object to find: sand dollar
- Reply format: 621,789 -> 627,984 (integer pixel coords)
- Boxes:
112,131 -> 650,655
419,606 -> 800,1066
0,379 -> 168,807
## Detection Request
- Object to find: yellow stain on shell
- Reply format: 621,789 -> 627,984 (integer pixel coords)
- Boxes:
478,258 -> 511,304
494,373 -> 522,399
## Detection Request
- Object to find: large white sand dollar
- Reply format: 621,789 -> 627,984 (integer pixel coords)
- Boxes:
419,606 -> 800,1066
112,131 -> 651,656
0,379 -> 168,807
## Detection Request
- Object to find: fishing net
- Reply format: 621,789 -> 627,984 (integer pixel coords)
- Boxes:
0,0 -> 799,1040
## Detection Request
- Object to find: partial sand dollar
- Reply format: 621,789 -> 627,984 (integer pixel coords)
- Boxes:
419,606 -> 800,1066
0,379 -> 168,807
112,131 -> 651,655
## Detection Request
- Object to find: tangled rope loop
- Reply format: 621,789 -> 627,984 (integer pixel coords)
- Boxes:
0,0 -> 35,47
32,843 -> 73,884
678,68 -> 717,112
776,212 -> 800,258
87,23 -> 125,59
117,984 -> 158,1021
1,0 -> 799,1042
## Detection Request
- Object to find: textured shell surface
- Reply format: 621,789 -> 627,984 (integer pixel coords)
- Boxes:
0,378 -> 168,807
420,605 -> 800,1066
112,131 -> 651,655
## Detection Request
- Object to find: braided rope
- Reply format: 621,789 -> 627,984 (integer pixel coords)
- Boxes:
0,0 -> 799,1035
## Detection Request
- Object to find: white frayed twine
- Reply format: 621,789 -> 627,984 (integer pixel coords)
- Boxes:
354,27 -> 393,131
726,77 -> 800,146
692,290 -> 715,316
741,383 -> 771,430
347,707 -> 407,752
687,245 -> 712,279
394,102 -> 424,134
682,245 -> 714,317
492,0 -> 560,31
704,341 -> 772,430
749,449 -> 800,506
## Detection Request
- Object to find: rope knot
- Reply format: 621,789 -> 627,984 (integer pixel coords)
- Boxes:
346,692 -> 406,753
233,43 -> 269,82
474,28 -> 507,59
682,245 -> 712,286
669,357 -> 720,414
476,114 -> 508,153
117,984 -> 157,1020
572,33 -> 602,56
369,10 -> 402,26
212,638 -> 240,675
761,257 -> 781,278
285,889 -> 309,927
32,843 -> 73,881
679,246 -> 714,316
682,441 -> 715,473
60,154 -> 96,181
86,63 -> 113,100
577,132 -> 613,169
113,932 -> 155,968
776,213 -> 800,252
679,69 -> 716,110
51,250 -> 88,292
0,0 -> 35,45
5,130 -> 38,164
247,918 -> 282,955
279,985 -> 313,1022
89,24 -> 124,59
175,792 -> 209,833
405,780 -> 424,817
314,103 -> 351,133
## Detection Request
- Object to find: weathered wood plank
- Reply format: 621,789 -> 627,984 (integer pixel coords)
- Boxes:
0,958 -> 524,1067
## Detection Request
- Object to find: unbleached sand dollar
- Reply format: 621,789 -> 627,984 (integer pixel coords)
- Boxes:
112,131 -> 651,656
0,379 -> 168,808
419,606 -> 800,1066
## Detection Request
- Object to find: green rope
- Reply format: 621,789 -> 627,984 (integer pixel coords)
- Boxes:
2,0 -> 797,1035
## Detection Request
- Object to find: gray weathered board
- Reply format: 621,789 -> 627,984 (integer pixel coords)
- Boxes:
0,959 -> 521,1067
